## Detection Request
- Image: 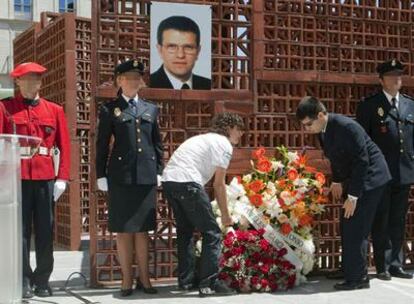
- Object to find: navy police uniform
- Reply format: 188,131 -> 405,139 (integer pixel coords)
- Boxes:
356,59 -> 414,278
96,60 -> 163,232
321,114 -> 391,284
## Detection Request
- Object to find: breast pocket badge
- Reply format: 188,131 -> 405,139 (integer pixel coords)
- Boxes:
377,107 -> 384,117
114,107 -> 121,117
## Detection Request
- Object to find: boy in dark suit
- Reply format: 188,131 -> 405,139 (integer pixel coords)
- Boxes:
296,96 -> 391,290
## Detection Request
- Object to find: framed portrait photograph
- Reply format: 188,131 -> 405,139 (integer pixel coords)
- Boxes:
150,1 -> 212,90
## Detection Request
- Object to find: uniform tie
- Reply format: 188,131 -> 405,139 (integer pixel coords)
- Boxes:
391,97 -> 400,118
391,97 -> 397,109
128,99 -> 137,115
181,83 -> 190,90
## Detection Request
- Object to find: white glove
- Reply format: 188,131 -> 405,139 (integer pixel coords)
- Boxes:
97,177 -> 108,191
53,179 -> 67,202
157,175 -> 162,187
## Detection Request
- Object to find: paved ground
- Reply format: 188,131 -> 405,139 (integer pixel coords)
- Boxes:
23,245 -> 414,304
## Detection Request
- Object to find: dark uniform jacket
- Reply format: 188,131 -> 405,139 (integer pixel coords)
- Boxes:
356,92 -> 414,185
322,113 -> 391,198
96,96 -> 163,185
150,65 -> 211,90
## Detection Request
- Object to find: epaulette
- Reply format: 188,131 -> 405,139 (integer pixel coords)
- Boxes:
401,93 -> 414,101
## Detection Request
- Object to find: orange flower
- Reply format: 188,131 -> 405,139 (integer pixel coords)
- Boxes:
299,214 -> 313,227
295,155 -> 307,168
248,180 -> 265,193
287,168 -> 299,181
277,179 -> 286,188
316,194 -> 328,204
292,201 -> 306,218
315,172 -> 326,185
252,147 -> 266,160
249,194 -> 263,207
280,223 -> 292,235
257,157 -> 272,173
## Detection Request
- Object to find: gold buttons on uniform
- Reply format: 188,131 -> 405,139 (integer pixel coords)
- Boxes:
400,139 -> 404,143
400,149 -> 404,153
118,156 -> 122,160
137,138 -> 141,143
137,129 -> 141,133
138,148 -> 142,152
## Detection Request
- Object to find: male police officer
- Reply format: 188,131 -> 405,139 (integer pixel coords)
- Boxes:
0,62 -> 71,298
357,59 -> 414,280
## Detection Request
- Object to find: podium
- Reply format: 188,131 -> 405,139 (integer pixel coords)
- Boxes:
0,135 -> 41,304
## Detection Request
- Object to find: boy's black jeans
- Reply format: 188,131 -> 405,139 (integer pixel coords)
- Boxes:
162,181 -> 222,288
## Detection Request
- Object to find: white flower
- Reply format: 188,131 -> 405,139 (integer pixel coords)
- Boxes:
271,160 -> 284,170
266,181 -> 276,196
295,249 -> 315,275
294,178 -> 308,187
280,191 -> 295,205
242,174 -> 252,183
287,151 -> 299,163
227,177 -> 246,200
267,203 -> 281,218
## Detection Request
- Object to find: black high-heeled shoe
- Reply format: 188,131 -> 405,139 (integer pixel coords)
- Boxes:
136,278 -> 158,294
120,288 -> 133,297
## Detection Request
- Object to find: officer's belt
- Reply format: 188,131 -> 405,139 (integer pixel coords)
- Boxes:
20,146 -> 53,157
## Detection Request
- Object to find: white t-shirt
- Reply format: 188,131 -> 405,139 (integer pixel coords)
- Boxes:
162,133 -> 233,186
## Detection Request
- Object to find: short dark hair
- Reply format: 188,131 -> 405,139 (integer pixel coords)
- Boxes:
296,96 -> 327,120
157,16 -> 201,46
209,112 -> 245,137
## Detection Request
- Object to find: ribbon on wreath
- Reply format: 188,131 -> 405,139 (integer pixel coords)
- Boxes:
240,204 -> 303,270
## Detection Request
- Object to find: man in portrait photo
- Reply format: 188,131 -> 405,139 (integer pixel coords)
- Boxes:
150,16 -> 211,90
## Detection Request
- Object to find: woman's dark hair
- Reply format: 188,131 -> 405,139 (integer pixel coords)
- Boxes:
296,96 -> 327,120
209,112 -> 245,137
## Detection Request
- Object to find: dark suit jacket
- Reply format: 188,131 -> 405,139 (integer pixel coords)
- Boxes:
96,96 -> 163,185
321,113 -> 391,197
150,65 -> 211,90
356,91 -> 414,185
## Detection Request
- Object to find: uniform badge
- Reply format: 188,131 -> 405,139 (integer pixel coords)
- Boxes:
377,107 -> 384,117
391,59 -> 396,66
114,107 -> 121,117
133,60 -> 139,67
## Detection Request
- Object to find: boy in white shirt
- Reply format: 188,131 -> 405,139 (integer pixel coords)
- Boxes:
162,112 -> 244,297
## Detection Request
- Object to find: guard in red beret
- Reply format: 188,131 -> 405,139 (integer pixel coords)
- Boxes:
0,62 -> 71,298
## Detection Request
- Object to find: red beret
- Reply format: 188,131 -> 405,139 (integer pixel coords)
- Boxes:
10,62 -> 47,78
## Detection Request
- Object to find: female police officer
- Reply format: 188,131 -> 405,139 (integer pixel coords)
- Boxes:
96,60 -> 163,296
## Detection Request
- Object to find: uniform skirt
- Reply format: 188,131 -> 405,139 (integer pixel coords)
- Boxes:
108,182 -> 156,233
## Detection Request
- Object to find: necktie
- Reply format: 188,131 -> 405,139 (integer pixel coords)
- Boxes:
128,99 -> 137,115
181,83 -> 190,90
391,97 -> 400,118
391,97 -> 397,109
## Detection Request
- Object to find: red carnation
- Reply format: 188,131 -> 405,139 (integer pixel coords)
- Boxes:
261,278 -> 269,288
251,276 -> 260,286
259,239 -> 270,251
